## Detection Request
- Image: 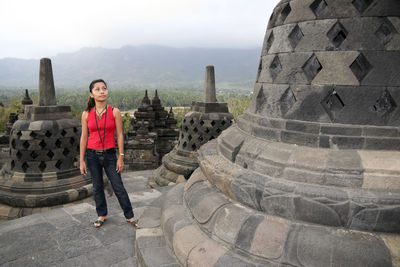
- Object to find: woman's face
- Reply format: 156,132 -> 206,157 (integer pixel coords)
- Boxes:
90,82 -> 108,102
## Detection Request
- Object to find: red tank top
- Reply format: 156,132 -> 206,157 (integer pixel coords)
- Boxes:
87,105 -> 116,149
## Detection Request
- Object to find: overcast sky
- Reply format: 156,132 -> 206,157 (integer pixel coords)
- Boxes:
0,0 -> 280,59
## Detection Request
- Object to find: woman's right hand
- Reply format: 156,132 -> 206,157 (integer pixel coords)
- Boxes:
80,161 -> 87,176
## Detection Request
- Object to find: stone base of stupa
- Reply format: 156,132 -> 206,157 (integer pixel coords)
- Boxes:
136,136 -> 400,266
152,147 -> 198,186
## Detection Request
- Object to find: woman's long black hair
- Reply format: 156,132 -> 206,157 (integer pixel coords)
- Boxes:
86,79 -> 107,111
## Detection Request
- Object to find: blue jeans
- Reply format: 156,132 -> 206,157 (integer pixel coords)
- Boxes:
86,149 -> 134,219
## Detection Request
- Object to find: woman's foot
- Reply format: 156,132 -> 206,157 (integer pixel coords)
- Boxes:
93,216 -> 107,228
126,217 -> 139,228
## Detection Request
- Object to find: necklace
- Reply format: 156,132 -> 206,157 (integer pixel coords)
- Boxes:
95,106 -> 107,120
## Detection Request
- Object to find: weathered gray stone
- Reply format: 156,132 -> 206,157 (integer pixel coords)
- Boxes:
38,58 -> 56,106
203,65 -> 217,103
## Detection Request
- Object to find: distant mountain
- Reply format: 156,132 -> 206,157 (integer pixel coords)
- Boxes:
0,45 -> 262,90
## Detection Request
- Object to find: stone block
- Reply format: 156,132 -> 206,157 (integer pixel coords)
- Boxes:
211,203 -> 252,244
268,23 -> 298,54
173,225 -> 207,266
214,251 -> 257,267
362,126 -> 399,137
139,206 -> 161,228
331,136 -> 365,149
249,216 -> 290,260
188,239 -> 228,267
281,131 -> 319,147
282,224 -> 392,267
362,51 -> 400,86
137,246 -> 178,267
365,138 -> 400,150
363,173 -> 400,190
313,51 -> 360,86
235,214 -> 265,251
284,0 -> 316,24
136,228 -> 165,249
359,150 -> 400,173
191,190 -> 230,224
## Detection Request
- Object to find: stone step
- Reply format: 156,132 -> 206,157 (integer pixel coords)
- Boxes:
136,227 -> 180,267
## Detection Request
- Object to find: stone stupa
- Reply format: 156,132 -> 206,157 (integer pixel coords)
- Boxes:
0,58 -> 93,219
141,1 -> 400,266
153,65 -> 234,186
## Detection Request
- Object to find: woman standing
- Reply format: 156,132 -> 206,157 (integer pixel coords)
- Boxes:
80,79 -> 138,228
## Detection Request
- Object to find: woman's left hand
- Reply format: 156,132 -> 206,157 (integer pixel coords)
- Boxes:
116,156 -> 124,173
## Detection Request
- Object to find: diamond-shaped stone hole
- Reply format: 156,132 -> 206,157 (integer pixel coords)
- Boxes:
181,133 -> 184,138
243,162 -> 248,169
184,126 -> 189,132
288,25 -> 304,49
29,131 -> 37,138
191,144 -> 197,151
210,136 -> 216,140
22,162 -> 29,172
39,161 -> 46,172
63,148 -> 70,156
198,136 -> 204,142
55,160 -> 62,169
302,54 -> 323,82
280,87 -> 297,116
350,53 -> 372,82
211,121 -> 216,127
11,140 -> 16,149
200,120 -> 205,126
190,119 -> 194,125
321,89 -> 345,122
373,89 -> 397,116
11,160 -> 15,170
55,139 -> 62,148
221,120 -> 226,126
266,31 -> 274,53
23,140 -> 30,149
193,127 -> 199,133
375,18 -> 398,45
216,128 -> 222,134
73,127 -> 78,133
17,131 -> 22,138
16,150 -> 22,159
182,141 -> 187,148
61,129 -> 67,137
45,131 -> 52,138
352,0 -> 373,14
269,56 -> 282,80
310,0 -> 328,17
188,135 -> 192,141
205,128 -> 210,133
327,22 -> 348,48
39,140 -> 46,149
183,119 -> 186,123
70,137 -> 75,145
30,151 -> 38,159
47,150 -> 54,159
280,3 -> 291,23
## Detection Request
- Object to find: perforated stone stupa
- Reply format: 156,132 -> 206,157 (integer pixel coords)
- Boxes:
149,1 -> 400,266
0,58 -> 92,219
153,65 -> 234,186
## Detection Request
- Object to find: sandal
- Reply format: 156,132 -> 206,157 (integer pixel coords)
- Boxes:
93,219 -> 105,228
127,218 -> 139,228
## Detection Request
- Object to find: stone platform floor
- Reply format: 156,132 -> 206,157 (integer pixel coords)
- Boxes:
0,170 -> 176,267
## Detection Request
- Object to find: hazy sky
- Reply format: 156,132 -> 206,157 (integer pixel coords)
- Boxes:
0,0 -> 280,59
